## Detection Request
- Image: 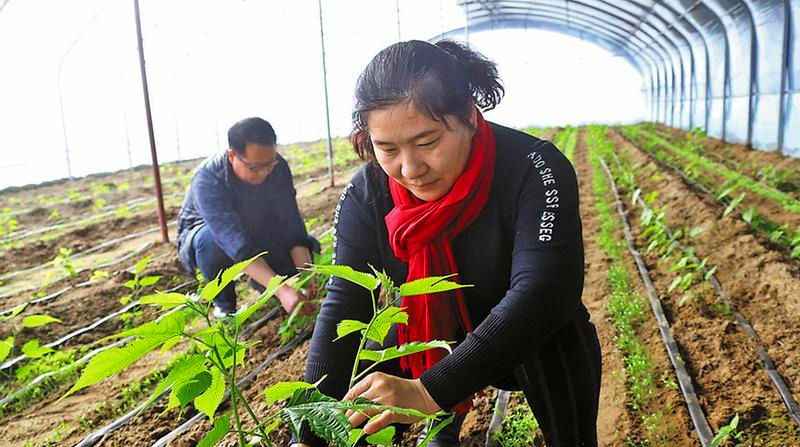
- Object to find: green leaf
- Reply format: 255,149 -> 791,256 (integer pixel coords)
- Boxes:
234,275 -> 286,326
667,276 -> 682,293
366,307 -> 408,344
307,264 -> 379,291
262,381 -> 317,405
704,266 -> 718,281
399,275 -> 472,297
62,334 -> 173,400
195,368 -> 225,420
723,193 -> 745,217
106,309 -> 186,341
334,319 -> 368,341
366,426 -> 395,445
16,364 -> 34,381
631,188 -> 641,205
0,336 -> 13,363
359,341 -> 453,364
160,335 -> 182,354
369,266 -> 395,295
167,371 -> 212,412
138,275 -> 161,287
348,428 -> 365,447
139,355 -> 207,414
196,411 -> 231,447
417,414 -> 456,447
201,253 -> 264,302
0,304 -> 26,321
140,292 -> 187,310
21,339 -> 54,358
134,255 -> 153,275
124,279 -> 137,290
688,226 -> 704,238
22,314 -> 62,328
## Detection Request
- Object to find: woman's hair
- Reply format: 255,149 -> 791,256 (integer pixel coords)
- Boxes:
350,40 -> 504,160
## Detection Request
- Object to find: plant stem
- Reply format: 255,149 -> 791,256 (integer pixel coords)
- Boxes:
349,289 -> 377,389
212,346 -> 246,447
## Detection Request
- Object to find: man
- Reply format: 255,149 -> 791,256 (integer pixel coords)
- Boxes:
177,117 -> 318,317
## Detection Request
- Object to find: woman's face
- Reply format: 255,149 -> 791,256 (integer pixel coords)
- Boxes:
367,102 -> 476,202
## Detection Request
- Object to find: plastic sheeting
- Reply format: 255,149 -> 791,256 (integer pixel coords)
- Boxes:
452,0 -> 799,154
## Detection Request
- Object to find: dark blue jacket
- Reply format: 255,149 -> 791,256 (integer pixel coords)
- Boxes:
176,152 -> 314,275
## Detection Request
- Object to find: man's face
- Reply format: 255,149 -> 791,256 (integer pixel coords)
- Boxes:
227,143 -> 279,185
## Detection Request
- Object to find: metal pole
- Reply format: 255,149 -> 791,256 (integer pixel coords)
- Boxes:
318,0 -> 334,188
778,0 -> 790,152
57,74 -> 73,179
464,1 -> 470,43
134,0 -> 169,243
122,97 -> 133,170
396,0 -> 401,41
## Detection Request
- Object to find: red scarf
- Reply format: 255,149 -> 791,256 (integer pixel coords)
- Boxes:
384,111 -> 496,409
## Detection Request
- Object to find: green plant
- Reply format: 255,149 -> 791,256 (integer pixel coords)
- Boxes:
0,207 -> 19,236
48,209 -> 61,221
120,256 -> 161,305
62,255 -> 456,446
492,403 -> 540,447
51,247 -> 78,279
711,414 -> 741,446
90,270 -> 109,282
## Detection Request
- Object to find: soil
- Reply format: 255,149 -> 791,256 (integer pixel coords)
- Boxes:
609,128 -> 800,443
3,127 -> 800,446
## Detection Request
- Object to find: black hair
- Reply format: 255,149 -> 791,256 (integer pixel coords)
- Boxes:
227,117 -> 277,155
350,39 -> 504,160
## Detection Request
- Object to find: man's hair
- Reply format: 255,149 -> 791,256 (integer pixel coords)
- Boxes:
227,117 -> 277,155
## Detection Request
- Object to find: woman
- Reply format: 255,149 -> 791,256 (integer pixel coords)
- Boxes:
294,40 -> 601,447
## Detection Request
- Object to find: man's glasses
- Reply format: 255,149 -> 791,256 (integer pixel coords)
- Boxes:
235,152 -> 281,173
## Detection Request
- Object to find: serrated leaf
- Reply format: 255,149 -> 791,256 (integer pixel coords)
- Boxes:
134,255 -> 153,275
201,253 -> 264,302
334,319 -> 368,341
367,307 -> 408,344
235,275 -> 286,326
359,340 -> 452,364
0,336 -> 13,364
195,368 -> 225,420
140,292 -> 187,310
167,371 -> 212,413
307,264 -> 379,291
21,339 -> 54,358
369,265 -> 395,293
138,355 -> 207,414
22,314 -> 62,328
61,335 -> 171,399
138,275 -> 161,287
196,411 -> 231,447
366,426 -> 395,445
399,275 -> 472,297
262,381 -> 316,405
105,309 -> 186,341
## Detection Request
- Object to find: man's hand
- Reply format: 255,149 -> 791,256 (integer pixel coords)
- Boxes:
276,285 -> 306,314
343,372 -> 442,435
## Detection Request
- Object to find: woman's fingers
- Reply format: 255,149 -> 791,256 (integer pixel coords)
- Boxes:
363,410 -> 394,435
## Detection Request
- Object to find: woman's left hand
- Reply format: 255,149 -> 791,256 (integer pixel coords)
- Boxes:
343,372 -> 442,434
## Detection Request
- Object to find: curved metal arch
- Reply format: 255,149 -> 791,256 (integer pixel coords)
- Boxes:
464,7 -> 674,115
461,11 -> 668,79
463,8 -> 670,74
461,0 -> 692,127
436,16 -> 653,75
464,4 -> 672,66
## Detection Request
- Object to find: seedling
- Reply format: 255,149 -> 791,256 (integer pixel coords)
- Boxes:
51,248 -> 78,279
711,414 -> 741,446
61,255 -> 456,447
120,256 -> 161,305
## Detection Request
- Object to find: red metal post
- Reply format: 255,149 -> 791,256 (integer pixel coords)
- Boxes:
134,0 -> 169,243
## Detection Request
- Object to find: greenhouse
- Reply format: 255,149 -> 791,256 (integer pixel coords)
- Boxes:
1,0 -> 799,446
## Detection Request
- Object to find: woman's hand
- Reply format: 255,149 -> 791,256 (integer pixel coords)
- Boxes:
343,372 -> 442,435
